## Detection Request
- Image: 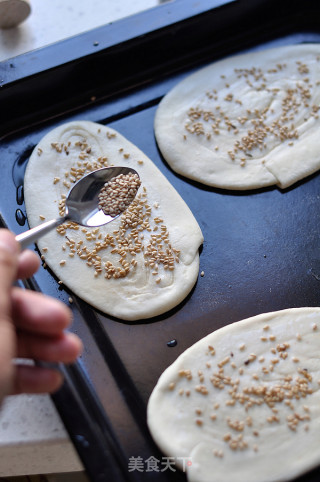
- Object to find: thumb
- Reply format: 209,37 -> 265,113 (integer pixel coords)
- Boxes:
0,229 -> 20,317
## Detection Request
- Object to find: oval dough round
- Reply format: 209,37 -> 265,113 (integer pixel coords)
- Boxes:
155,44 -> 320,190
147,307 -> 320,481
23,121 -> 203,321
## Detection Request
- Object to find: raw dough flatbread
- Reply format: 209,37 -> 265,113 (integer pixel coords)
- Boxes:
147,308 -> 320,481
23,121 -> 203,321
155,44 -> 320,190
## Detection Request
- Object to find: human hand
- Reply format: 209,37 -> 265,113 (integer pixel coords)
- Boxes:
0,229 -> 82,403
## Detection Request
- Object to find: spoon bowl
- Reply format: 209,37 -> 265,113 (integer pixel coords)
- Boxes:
16,166 -> 140,250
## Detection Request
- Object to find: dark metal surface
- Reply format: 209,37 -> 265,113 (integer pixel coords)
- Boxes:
1,0 -> 320,480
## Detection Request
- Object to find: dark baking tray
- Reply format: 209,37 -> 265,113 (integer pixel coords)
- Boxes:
1,0 -> 320,480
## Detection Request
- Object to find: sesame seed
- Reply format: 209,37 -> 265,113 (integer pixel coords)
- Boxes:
52,143 -> 182,288
213,449 -> 224,458
208,345 -> 216,356
98,172 -> 141,217
195,385 -> 209,395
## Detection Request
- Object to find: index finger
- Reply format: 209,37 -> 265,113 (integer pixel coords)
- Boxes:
11,287 -> 72,336
17,249 -> 40,279
0,229 -> 20,316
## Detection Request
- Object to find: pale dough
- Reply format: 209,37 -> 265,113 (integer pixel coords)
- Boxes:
147,308 -> 320,481
155,44 -> 320,190
23,121 -> 203,321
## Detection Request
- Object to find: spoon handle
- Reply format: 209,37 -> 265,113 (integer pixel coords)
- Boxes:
16,217 -> 66,250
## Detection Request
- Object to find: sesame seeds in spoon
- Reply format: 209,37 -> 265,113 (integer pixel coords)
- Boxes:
16,167 -> 141,250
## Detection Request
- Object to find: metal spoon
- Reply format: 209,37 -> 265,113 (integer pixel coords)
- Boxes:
16,166 -> 139,250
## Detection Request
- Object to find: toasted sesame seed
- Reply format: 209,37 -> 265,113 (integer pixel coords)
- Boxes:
52,144 -> 182,288
195,385 -> 209,395
218,356 -> 231,368
98,173 -> 141,217
208,345 -> 216,356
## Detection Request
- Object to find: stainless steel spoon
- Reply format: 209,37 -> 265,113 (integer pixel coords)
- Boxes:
16,166 -> 139,250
